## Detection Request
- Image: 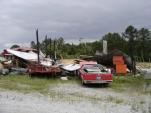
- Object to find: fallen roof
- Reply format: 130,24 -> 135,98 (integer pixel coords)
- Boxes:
6,49 -> 39,61
6,49 -> 53,67
13,47 -> 37,52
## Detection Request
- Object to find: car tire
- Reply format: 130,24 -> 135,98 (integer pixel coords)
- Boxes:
104,83 -> 109,87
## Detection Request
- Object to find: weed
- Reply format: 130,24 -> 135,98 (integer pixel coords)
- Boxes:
115,98 -> 124,104
106,95 -> 124,104
140,101 -> 145,104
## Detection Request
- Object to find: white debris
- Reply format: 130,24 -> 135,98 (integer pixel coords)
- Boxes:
61,64 -> 80,71
60,76 -> 68,80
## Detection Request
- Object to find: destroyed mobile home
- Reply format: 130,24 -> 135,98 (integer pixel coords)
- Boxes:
0,47 -> 61,76
0,46 -> 151,80
0,30 -> 151,82
0,47 -> 151,80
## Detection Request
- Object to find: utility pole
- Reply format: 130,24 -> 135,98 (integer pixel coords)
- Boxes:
45,35 -> 48,57
54,40 -> 56,62
49,38 -> 52,59
36,29 -> 40,64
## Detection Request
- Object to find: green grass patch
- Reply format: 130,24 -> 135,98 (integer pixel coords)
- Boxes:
0,74 -> 151,96
0,74 -> 79,94
106,95 -> 124,104
111,74 -> 151,94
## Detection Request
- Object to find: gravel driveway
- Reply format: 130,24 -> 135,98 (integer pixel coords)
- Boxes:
0,83 -> 151,113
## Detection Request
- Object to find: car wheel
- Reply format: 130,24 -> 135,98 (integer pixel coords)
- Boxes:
104,83 -> 109,87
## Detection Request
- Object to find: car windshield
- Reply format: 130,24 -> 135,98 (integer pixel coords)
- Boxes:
82,64 -> 107,73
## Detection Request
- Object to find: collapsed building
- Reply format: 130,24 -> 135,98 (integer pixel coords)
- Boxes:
0,47 -> 61,76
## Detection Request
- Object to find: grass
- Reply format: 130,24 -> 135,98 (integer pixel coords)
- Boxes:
106,95 -> 124,104
0,74 -> 150,106
0,74 -> 78,94
111,74 -> 151,94
0,73 -> 151,95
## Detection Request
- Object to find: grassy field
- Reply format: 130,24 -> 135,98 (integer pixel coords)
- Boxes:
111,75 -> 151,94
0,75 -> 79,94
0,74 -> 151,95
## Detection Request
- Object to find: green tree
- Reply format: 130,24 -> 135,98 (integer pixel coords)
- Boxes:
102,32 -> 126,52
123,25 -> 138,57
137,28 -> 151,60
91,41 -> 102,54
30,41 -> 36,49
10,44 -> 20,49
123,25 -> 138,74
56,37 -> 65,55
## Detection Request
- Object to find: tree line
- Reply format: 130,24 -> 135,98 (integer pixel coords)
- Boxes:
30,25 -> 151,61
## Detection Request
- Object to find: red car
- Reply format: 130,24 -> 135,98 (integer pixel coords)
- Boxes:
78,61 -> 113,85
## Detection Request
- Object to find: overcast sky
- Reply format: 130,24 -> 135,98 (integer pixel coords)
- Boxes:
0,0 -> 151,51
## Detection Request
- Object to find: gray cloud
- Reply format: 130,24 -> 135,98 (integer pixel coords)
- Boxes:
0,0 -> 151,51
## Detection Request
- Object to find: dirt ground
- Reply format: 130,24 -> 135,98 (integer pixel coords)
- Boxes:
0,83 -> 151,113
